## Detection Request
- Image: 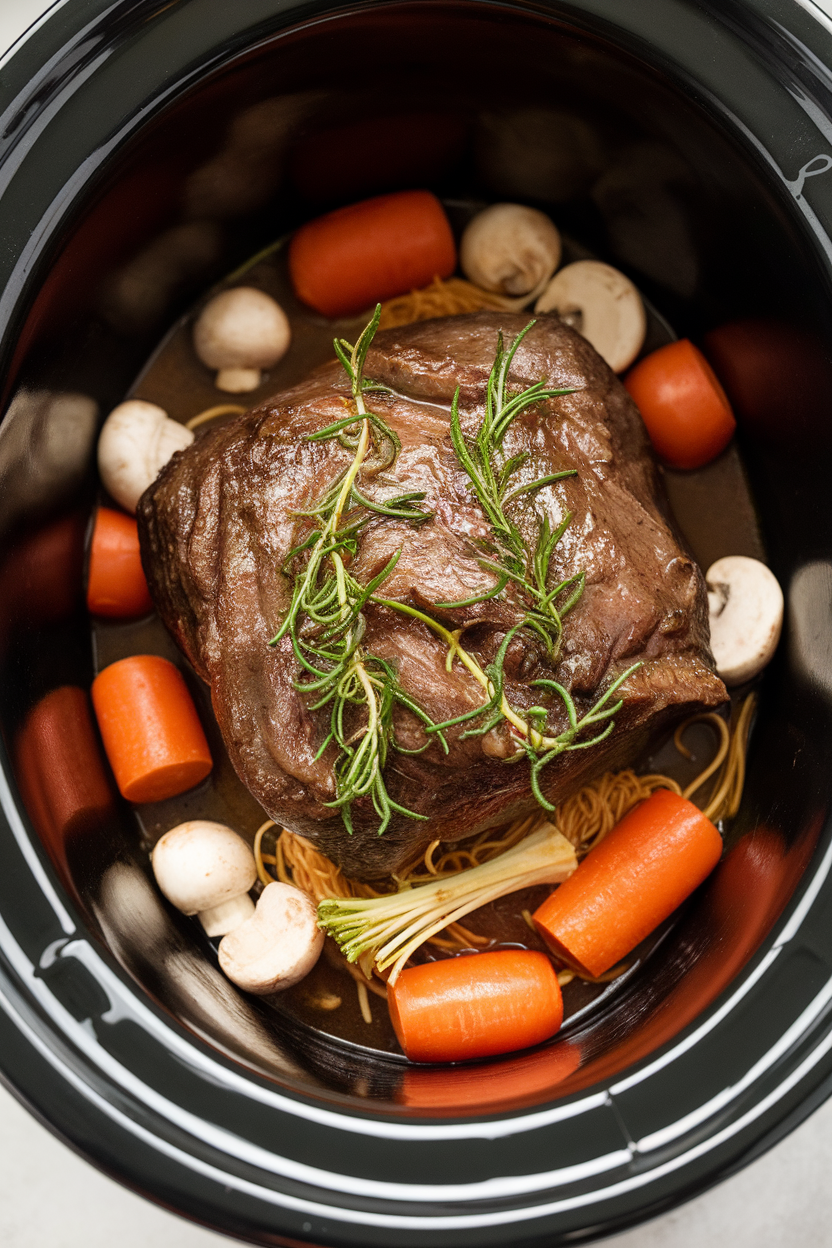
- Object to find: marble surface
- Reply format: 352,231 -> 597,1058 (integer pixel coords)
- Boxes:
3,0 -> 832,1244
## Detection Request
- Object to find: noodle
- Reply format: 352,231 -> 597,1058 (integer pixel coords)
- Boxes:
356,980 -> 372,1024
680,695 -> 756,822
377,276 -> 512,330
253,819 -> 279,887
556,770 -> 680,856
185,403 -> 246,430
253,695 -> 755,1003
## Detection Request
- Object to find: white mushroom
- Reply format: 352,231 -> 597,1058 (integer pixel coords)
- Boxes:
152,820 -> 257,937
706,556 -> 784,686
193,287 -> 291,392
535,260 -> 646,373
218,881 -> 324,995
97,400 -> 193,513
460,204 -> 561,302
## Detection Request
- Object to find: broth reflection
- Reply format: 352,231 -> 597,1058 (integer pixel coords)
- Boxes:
15,686 -> 115,893
398,1038 -> 581,1113
95,862 -> 309,1081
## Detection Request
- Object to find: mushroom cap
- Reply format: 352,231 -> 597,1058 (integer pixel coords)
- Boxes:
193,287 -> 291,371
535,260 -> 646,373
97,399 -> 194,513
218,881 -> 324,995
706,555 -> 784,686
460,204 -> 561,298
152,820 -> 257,915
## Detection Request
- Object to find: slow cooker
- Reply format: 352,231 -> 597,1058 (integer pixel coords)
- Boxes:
2,0 -> 832,1243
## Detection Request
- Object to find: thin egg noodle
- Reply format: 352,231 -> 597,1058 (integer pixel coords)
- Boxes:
377,276 -> 513,329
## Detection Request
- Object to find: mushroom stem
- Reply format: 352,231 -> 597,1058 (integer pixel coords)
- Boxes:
216,366 -> 262,392
498,270 -> 556,312
199,892 -> 256,937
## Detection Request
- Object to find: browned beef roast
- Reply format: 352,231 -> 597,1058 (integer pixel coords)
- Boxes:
138,312 -> 727,879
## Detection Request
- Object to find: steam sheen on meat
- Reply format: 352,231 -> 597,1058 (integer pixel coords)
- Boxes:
138,313 -> 727,879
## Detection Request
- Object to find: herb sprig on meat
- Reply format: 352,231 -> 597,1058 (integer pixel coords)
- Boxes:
275,309 -> 640,833
376,317 -> 642,808
270,307 -> 445,836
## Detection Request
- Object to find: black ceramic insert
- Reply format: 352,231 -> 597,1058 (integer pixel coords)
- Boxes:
2,0 -> 832,1244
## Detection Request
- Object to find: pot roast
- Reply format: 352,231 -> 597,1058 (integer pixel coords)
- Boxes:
138,312 -> 727,879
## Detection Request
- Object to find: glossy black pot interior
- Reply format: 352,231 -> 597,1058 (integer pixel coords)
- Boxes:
3,1 -> 832,1244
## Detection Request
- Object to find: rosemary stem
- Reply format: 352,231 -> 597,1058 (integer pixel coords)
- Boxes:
332,419 -> 369,561
371,594 -> 615,752
355,658 -> 379,741
372,597 -> 490,691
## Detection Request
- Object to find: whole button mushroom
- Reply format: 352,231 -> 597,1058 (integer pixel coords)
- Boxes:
193,286 -> 291,392
460,204 -> 561,302
218,881 -> 324,994
535,260 -> 646,373
97,400 -> 194,513
706,555 -> 784,686
152,820 -> 257,937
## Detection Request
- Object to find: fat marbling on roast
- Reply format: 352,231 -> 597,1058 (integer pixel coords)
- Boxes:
138,312 -> 727,879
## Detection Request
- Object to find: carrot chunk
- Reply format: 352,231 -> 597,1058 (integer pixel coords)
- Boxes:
388,949 -> 563,1063
288,190 -> 456,318
15,687 -> 115,884
91,655 -> 212,803
624,339 -> 736,469
87,507 -> 154,618
533,788 -> 723,978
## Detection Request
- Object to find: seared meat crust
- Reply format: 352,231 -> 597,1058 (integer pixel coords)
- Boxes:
138,313 -> 726,878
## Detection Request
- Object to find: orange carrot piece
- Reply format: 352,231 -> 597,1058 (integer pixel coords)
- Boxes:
15,686 -> 115,882
387,950 -> 563,1063
91,655 -> 212,803
87,507 -> 153,618
288,190 -> 456,318
625,339 -> 736,469
533,788 -> 723,978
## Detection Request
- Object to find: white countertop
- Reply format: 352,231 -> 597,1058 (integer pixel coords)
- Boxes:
3,1 -> 832,1244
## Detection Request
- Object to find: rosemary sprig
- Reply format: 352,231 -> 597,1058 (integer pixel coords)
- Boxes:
374,319 -> 642,805
437,325 -> 586,661
274,311 -> 640,835
270,306 -> 443,835
446,321 -> 576,576
374,596 -> 642,805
